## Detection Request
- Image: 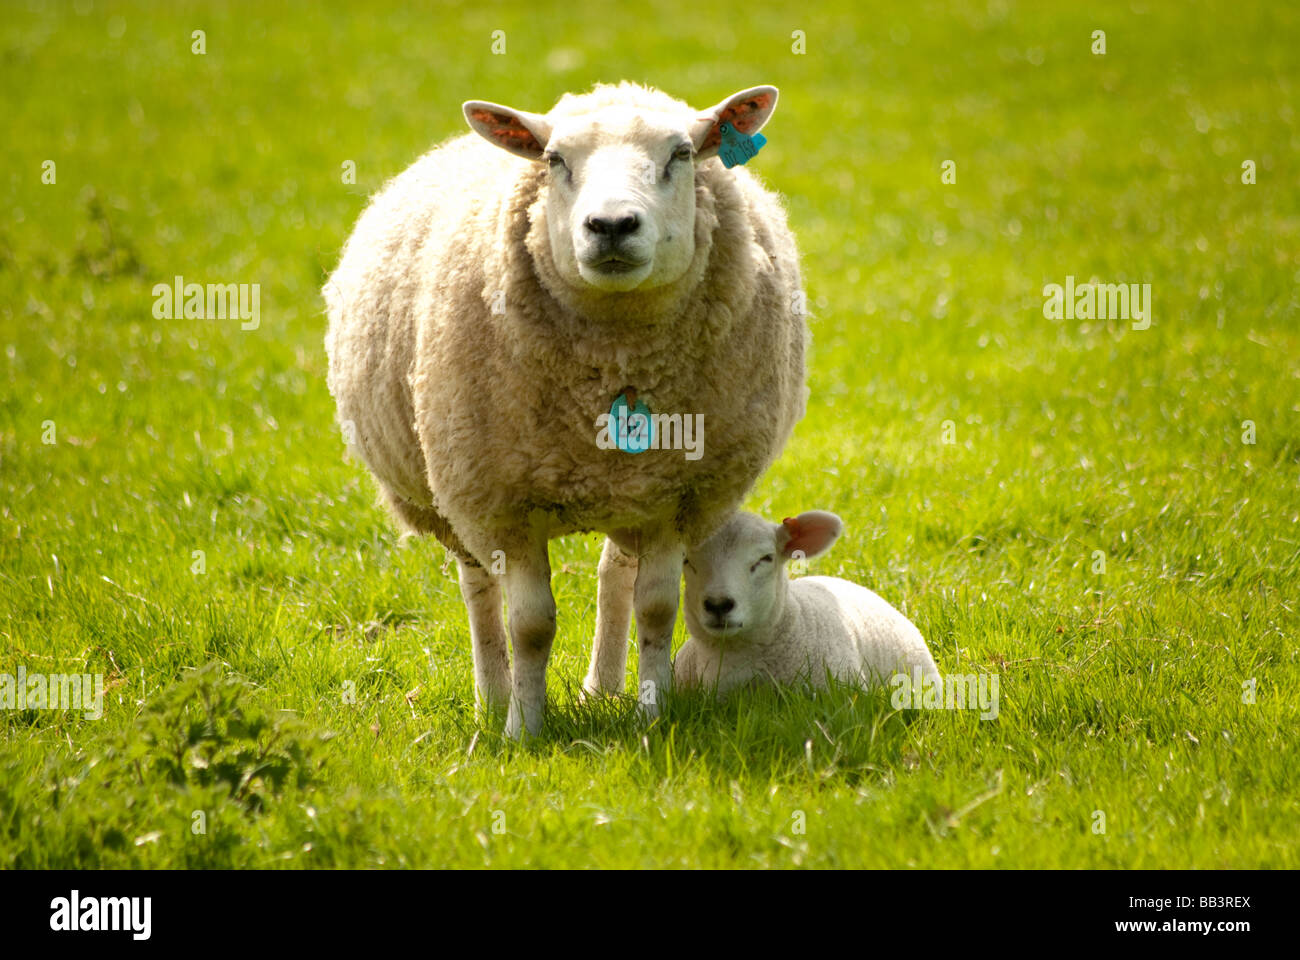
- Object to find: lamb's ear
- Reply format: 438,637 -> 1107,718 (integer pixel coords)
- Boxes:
777,511 -> 843,560
690,85 -> 779,160
463,100 -> 552,161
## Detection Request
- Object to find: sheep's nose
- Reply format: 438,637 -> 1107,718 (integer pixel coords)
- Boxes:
584,210 -> 641,237
703,596 -> 735,617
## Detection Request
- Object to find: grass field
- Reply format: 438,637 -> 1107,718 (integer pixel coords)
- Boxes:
2,0 -> 1297,869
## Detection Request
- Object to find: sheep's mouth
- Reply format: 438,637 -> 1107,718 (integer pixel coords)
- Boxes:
704,616 -> 742,633
588,256 -> 646,275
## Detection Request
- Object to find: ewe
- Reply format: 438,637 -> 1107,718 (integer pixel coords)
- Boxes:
676,511 -> 942,697
324,83 -> 807,737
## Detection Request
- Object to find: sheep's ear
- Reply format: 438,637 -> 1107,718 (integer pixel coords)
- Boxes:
463,100 -> 552,161
690,85 -> 779,160
777,511 -> 843,560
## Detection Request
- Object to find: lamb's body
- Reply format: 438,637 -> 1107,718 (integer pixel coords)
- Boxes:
675,576 -> 941,695
324,83 -> 806,736
676,510 -> 940,697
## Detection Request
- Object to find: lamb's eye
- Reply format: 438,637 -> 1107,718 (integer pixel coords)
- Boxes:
750,554 -> 774,572
683,557 -> 694,570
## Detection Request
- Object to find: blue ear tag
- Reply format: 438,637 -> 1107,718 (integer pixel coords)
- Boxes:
609,390 -> 653,454
717,122 -> 767,169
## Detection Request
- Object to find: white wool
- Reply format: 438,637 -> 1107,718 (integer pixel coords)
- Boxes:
675,511 -> 941,696
324,82 -> 808,736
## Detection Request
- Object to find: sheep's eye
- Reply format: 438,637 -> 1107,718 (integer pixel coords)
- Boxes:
683,557 -> 694,570
750,554 -> 774,572
663,145 -> 693,180
545,153 -> 574,185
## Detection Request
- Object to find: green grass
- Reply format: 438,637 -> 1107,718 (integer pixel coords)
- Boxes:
2,0 -> 1298,868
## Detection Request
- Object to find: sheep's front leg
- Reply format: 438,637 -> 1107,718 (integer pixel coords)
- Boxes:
503,538 -> 557,740
456,555 -> 511,722
633,538 -> 682,718
582,537 -> 638,697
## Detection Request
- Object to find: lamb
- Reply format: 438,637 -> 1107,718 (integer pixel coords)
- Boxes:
675,510 -> 942,697
323,82 -> 808,738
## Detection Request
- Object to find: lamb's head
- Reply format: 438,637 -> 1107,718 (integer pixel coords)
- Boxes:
464,83 -> 778,293
683,510 -> 843,645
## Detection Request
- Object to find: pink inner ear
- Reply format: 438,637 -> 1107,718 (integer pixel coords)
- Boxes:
700,92 -> 774,148
782,514 -> 838,558
471,109 -> 541,151
723,93 -> 773,134
696,114 -> 723,153
780,517 -> 801,556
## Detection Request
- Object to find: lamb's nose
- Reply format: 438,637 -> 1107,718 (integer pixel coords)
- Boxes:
703,596 -> 735,617
584,211 -> 641,237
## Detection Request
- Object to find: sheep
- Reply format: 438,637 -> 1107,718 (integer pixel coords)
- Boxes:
323,82 -> 808,738
675,510 -> 942,698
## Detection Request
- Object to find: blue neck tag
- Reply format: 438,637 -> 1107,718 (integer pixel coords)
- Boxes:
609,391 -> 653,453
718,122 -> 767,168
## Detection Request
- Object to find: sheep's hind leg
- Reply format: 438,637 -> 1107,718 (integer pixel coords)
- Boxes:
582,537 -> 638,697
456,555 -> 511,722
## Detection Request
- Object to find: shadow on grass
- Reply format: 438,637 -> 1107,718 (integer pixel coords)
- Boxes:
458,675 -> 934,788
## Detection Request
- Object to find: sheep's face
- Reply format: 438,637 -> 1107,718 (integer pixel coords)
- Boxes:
683,510 -> 844,645
464,85 -> 779,294
539,111 -> 698,292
